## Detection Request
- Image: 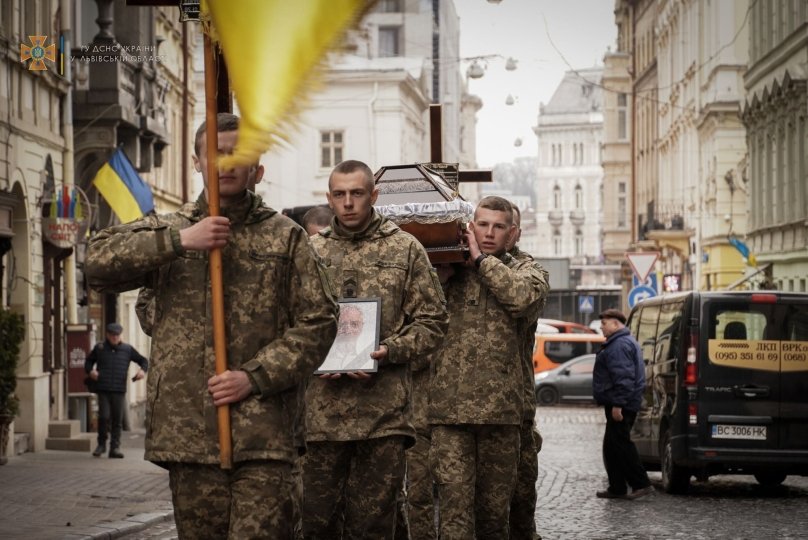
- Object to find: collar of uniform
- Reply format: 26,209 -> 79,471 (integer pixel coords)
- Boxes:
329,209 -> 385,241
189,191 -> 273,225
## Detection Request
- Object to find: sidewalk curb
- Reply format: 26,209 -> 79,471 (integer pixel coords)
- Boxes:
60,510 -> 174,540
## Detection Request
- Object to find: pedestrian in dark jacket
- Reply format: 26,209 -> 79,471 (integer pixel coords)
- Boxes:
84,322 -> 148,458
592,309 -> 652,500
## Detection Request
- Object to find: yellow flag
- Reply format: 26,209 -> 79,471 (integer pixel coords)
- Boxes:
202,0 -> 373,169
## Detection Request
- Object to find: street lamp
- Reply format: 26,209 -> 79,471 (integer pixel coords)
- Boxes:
466,60 -> 485,79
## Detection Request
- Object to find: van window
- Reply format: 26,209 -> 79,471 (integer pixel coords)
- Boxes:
636,304 -> 660,365
785,305 -> 808,340
545,341 -> 590,364
656,300 -> 684,364
714,310 -> 767,341
707,303 -> 776,371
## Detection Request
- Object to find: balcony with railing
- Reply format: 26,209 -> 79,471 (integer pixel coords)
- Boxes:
548,209 -> 564,226
569,210 -> 586,226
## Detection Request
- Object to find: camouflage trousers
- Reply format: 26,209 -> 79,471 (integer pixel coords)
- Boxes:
401,431 -> 437,540
302,436 -> 406,539
509,415 -> 543,540
430,424 -> 520,540
167,460 -> 298,539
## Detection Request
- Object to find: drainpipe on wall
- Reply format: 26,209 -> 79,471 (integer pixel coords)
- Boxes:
61,0 -> 77,326
368,82 -> 378,167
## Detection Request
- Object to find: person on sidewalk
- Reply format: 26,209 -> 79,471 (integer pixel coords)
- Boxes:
85,113 -> 338,539
428,196 -> 548,539
507,203 -> 550,540
84,322 -> 148,459
302,159 -> 448,539
593,309 -> 653,500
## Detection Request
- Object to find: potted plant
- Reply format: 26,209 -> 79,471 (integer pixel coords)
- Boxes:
0,307 -> 24,465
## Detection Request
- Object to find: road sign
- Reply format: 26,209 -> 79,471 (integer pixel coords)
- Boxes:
628,285 -> 656,308
578,295 -> 595,314
632,272 -> 659,293
625,252 -> 659,282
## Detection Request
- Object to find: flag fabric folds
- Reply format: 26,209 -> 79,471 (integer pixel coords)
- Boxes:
92,148 -> 155,223
728,235 -> 757,267
202,0 -> 373,169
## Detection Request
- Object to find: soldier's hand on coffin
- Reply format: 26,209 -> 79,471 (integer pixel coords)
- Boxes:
462,223 -> 482,262
180,216 -> 231,251
207,369 -> 252,405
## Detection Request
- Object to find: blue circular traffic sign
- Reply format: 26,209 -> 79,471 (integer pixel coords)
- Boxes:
628,285 -> 656,308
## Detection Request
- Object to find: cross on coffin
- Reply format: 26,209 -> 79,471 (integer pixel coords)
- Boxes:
374,104 -> 492,264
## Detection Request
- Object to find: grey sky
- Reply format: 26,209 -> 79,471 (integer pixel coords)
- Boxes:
454,0 -> 617,167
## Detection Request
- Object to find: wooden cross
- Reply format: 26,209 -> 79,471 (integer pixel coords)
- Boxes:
427,104 -> 492,187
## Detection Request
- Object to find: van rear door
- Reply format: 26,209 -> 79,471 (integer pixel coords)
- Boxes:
778,299 -> 808,451
699,297 -> 779,452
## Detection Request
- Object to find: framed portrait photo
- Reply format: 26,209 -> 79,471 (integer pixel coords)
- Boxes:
315,298 -> 382,374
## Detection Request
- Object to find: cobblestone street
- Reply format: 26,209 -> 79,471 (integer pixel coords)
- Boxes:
121,405 -> 808,539
535,406 -> 808,540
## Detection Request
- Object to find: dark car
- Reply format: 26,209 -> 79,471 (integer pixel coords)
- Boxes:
534,354 -> 596,406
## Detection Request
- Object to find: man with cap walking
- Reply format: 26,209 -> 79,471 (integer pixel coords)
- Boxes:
593,309 -> 652,500
85,322 -> 149,458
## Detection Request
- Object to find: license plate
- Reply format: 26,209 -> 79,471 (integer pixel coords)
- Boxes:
711,424 -> 767,440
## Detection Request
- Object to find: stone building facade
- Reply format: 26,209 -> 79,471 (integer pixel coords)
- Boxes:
742,1 -> 808,292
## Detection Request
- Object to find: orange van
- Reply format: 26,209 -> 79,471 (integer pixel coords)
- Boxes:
533,333 -> 605,374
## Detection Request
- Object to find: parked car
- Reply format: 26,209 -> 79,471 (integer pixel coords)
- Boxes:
626,291 -> 808,493
537,318 -> 597,334
533,333 -> 605,374
534,354 -> 596,406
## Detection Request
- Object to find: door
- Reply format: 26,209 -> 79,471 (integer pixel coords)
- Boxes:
778,301 -> 808,451
699,299 -> 779,453
560,355 -> 595,400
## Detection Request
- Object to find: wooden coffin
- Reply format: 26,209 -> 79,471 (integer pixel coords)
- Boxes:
374,164 -> 473,264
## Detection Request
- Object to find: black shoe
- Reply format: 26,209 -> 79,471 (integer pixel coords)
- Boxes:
108,448 -> 124,459
92,444 -> 105,457
596,489 -> 628,499
626,486 -> 654,500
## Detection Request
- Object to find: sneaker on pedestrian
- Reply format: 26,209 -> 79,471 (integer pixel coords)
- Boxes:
626,486 -> 654,500
108,448 -> 124,459
595,489 -> 628,499
92,444 -> 105,457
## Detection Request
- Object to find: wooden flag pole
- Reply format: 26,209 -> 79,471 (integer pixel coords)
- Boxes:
203,32 -> 232,470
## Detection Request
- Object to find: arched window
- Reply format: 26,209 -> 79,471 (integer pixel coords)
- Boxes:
575,184 -> 583,209
575,229 -> 583,256
553,228 -> 562,255
553,185 -> 561,209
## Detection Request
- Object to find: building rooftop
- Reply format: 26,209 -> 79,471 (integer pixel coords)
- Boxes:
541,67 -> 603,115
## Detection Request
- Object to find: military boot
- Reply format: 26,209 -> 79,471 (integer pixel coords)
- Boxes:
108,447 -> 124,459
92,444 -> 106,457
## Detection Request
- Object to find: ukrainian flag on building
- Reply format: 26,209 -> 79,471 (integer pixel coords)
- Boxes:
92,148 -> 154,223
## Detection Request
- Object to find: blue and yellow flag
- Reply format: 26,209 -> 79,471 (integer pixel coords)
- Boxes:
92,148 -> 154,223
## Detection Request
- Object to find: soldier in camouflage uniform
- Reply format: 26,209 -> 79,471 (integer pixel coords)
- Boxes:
507,203 -> 550,540
86,113 -> 338,539
428,196 -> 548,540
303,160 -> 448,539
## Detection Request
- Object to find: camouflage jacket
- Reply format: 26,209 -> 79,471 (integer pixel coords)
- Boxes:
428,252 -> 549,426
85,192 -> 338,465
510,246 -> 551,417
306,211 -> 448,445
